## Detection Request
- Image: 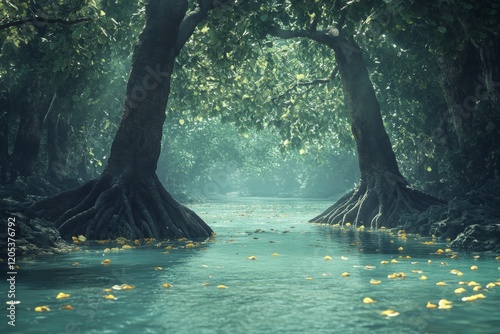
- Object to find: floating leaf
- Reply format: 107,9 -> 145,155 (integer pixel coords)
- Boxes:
56,292 -> 70,299
60,305 -> 74,310
162,283 -> 172,289
380,309 -> 399,317
426,302 -> 437,309
34,306 -> 50,312
363,297 -> 376,304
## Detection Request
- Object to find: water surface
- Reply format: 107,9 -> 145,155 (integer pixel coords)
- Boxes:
2,198 -> 499,333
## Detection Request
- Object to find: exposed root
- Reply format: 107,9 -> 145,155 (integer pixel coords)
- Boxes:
310,180 -> 446,229
29,173 -> 213,240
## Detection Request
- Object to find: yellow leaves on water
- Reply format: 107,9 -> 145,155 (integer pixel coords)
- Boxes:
420,275 -> 428,280
468,281 -> 479,287
112,284 -> 135,290
305,277 -> 313,280
341,272 -> 350,277
185,243 -> 195,248
362,297 -> 376,304
217,285 -> 228,289
387,272 -> 406,279
370,279 -> 381,285
436,282 -> 447,286
426,302 -> 437,309
104,294 -> 117,300
34,306 -> 50,312
324,255 -> 332,261
247,256 -> 257,260
122,245 -> 133,250
71,235 -> 86,243
101,259 -> 111,265
435,249 -> 445,254
470,265 -> 478,270
380,260 -> 389,265
390,259 -> 399,264
438,299 -> 453,310
450,269 -> 463,276
398,247 -> 404,251
486,283 -> 496,289
154,267 -> 164,271
380,309 -> 399,317
462,294 -> 486,302
272,253 -> 279,257
454,288 -> 467,294
56,292 -> 70,299
60,305 -> 74,310
162,283 -> 172,289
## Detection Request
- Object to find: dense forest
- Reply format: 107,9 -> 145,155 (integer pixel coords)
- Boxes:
1,0 -> 499,256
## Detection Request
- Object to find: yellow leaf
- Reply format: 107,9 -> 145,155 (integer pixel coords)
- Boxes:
179,119 -> 185,125
34,306 -> 50,312
56,292 -> 70,299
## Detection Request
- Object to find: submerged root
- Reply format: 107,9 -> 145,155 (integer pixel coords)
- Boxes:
29,173 -> 213,240
310,181 -> 446,229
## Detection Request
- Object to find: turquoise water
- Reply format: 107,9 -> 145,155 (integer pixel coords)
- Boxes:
2,198 -> 500,334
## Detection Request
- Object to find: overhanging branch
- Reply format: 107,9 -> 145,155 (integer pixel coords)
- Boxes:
176,0 -> 235,53
0,17 -> 92,31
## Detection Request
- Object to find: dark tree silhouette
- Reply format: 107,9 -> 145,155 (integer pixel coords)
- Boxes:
30,0 -> 222,240
270,26 -> 445,228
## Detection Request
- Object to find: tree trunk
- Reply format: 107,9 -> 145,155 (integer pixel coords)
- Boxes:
30,0 -> 214,240
310,33 -> 445,228
46,100 -> 71,182
10,92 -> 53,177
437,42 -> 479,156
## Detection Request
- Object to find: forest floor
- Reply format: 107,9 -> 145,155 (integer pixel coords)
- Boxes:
1,177 -> 499,259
